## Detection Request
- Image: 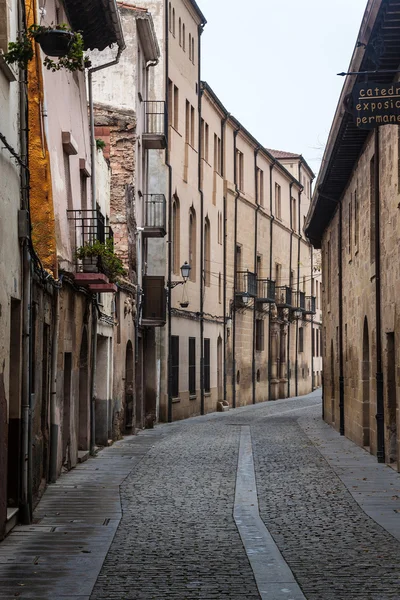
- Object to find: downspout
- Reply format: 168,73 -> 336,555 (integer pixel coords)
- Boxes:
310,246 -> 314,391
232,125 -> 241,409
287,182 -> 293,398
165,0 -> 173,423
268,161 -> 275,401
87,43 -> 124,440
198,24 -> 205,415
295,174 -> 301,398
252,146 -> 261,405
19,0 -> 32,523
339,199 -> 345,436
374,127 -> 385,462
222,116 -> 228,401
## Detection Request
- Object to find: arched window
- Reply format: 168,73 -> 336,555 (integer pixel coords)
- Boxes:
172,8 -> 176,37
168,3 -> 172,32
189,33 -> 192,61
179,18 -> 182,46
204,217 -> 211,287
189,207 -> 196,282
172,196 -> 180,274
191,36 -> 195,64
182,24 -> 186,51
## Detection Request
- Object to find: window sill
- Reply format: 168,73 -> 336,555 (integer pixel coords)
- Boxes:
172,397 -> 180,404
204,392 -> 211,397
170,125 -> 182,137
189,395 -> 197,401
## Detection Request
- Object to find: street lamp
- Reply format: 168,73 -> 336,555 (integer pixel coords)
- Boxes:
170,261 -> 191,288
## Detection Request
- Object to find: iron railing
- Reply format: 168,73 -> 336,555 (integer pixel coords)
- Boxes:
305,295 -> 317,314
257,278 -> 276,303
275,286 -> 294,307
143,101 -> 166,136
143,194 -> 167,232
236,270 -> 257,297
67,209 -> 113,272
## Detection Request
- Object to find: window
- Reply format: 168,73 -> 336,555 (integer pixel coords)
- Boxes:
172,7 -> 176,36
168,79 -> 173,127
168,2 -> 172,32
205,123 -> 209,162
189,338 -> 196,395
348,195 -> 352,255
327,240 -> 331,305
218,273 -> 222,304
257,168 -> 264,206
190,105 -> 195,146
299,327 -> 304,353
172,196 -> 180,274
218,211 -> 223,245
63,152 -> 73,210
204,217 -> 211,287
291,197 -> 297,231
80,173 -> 88,210
173,84 -> 179,130
256,319 -> 264,352
256,254 -> 262,276
182,23 -> 186,51
189,33 -> 192,60
178,17 -> 182,46
354,188 -> 359,249
185,100 -> 190,143
236,149 -> 244,190
191,36 -> 195,64
189,208 -> 196,282
370,155 -> 375,264
275,183 -> 281,219
204,338 -> 211,393
275,263 -> 281,288
214,134 -> 222,174
236,244 -> 242,273
171,336 -> 179,398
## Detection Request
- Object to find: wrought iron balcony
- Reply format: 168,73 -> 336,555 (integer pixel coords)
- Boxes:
143,101 -> 167,149
236,270 -> 257,299
67,210 -> 117,292
143,194 -> 167,238
304,295 -> 316,315
256,278 -> 276,304
275,286 -> 294,308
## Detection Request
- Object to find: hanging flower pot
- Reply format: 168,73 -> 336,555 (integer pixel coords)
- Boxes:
180,301 -> 189,308
34,29 -> 74,57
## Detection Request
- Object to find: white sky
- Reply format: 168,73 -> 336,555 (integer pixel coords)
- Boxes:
199,0 -> 368,175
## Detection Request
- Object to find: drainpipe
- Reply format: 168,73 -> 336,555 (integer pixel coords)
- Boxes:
165,0 -> 173,423
268,161 -> 275,401
310,246 -> 314,391
295,172 -> 301,398
287,182 -> 293,398
232,125 -> 241,408
374,127 -> 385,462
198,25 -> 205,416
87,43 -> 124,440
252,146 -> 261,405
339,199 -> 345,436
222,116 -> 228,401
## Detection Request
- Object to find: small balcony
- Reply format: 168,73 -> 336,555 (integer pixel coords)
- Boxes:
142,276 -> 166,327
142,101 -> 167,150
275,286 -> 294,308
143,194 -> 167,238
67,209 -> 117,293
304,295 -> 316,315
256,279 -> 276,304
236,270 -> 257,302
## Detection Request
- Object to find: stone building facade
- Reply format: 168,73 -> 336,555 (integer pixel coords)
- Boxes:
306,0 -> 400,469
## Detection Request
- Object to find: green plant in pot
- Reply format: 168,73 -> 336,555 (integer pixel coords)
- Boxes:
76,239 -> 126,283
4,23 -> 90,72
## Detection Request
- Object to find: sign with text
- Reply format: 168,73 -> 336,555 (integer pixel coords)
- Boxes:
352,82 -> 400,129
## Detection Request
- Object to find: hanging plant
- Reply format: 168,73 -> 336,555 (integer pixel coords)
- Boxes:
4,23 -> 91,72
76,239 -> 126,283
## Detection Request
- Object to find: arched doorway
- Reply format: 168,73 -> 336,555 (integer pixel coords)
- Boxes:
125,341 -> 134,433
78,328 -> 89,450
362,317 -> 370,447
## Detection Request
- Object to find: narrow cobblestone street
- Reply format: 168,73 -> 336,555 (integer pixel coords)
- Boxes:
1,391 -> 400,599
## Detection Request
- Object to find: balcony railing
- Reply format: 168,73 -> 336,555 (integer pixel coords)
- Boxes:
236,270 -> 257,298
275,286 -> 294,308
67,209 -> 113,274
256,279 -> 276,303
143,194 -> 167,237
143,101 -> 167,149
304,295 -> 316,314
298,291 -> 306,311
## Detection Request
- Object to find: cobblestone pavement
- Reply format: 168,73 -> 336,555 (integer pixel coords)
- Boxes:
1,391 -> 400,600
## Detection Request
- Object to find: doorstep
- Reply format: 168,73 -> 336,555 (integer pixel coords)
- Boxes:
78,450 -> 90,463
5,508 -> 19,536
